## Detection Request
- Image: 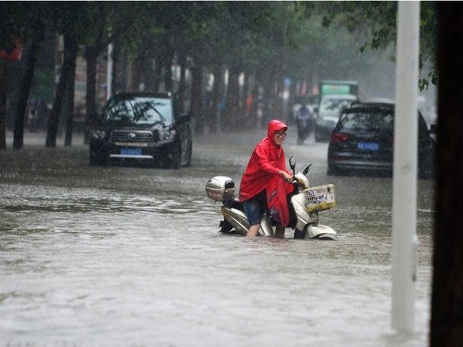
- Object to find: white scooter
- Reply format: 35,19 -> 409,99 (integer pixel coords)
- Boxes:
205,157 -> 337,240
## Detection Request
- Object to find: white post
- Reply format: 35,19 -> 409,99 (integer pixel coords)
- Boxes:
391,1 -> 420,333
107,35 -> 113,101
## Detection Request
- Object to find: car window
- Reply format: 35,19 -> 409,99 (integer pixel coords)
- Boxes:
339,110 -> 394,132
320,98 -> 355,114
105,97 -> 172,125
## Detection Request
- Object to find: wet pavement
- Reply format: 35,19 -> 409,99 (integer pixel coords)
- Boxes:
0,128 -> 433,346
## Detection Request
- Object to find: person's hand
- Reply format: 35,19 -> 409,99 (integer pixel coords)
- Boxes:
280,171 -> 293,183
296,177 -> 307,188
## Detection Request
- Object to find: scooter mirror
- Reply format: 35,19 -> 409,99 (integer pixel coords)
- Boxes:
303,164 -> 312,175
289,156 -> 296,176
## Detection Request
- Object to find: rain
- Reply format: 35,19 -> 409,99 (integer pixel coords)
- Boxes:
0,2 -> 447,346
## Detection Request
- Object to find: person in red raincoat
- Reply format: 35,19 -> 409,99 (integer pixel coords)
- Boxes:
239,119 -> 294,238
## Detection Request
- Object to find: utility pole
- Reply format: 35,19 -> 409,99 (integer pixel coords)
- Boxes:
391,1 -> 420,333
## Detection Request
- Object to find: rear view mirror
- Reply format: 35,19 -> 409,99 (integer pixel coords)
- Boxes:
289,156 -> 296,176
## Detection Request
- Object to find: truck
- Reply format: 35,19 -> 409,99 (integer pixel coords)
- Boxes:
314,80 -> 359,142
318,80 -> 359,101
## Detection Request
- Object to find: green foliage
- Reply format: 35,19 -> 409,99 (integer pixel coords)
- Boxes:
3,1 -> 438,101
310,1 -> 437,87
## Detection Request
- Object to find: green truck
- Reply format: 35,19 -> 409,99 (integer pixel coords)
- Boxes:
314,80 -> 359,142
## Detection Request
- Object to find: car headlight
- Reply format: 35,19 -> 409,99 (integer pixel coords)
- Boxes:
158,128 -> 176,141
91,130 -> 106,139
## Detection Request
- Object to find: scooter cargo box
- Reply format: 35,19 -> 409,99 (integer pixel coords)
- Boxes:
205,176 -> 236,201
304,184 -> 336,213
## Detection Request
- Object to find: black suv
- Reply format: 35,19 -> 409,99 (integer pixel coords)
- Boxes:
89,92 -> 193,169
327,102 -> 435,178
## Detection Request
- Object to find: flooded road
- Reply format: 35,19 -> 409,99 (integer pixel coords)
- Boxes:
1,129 -> 433,346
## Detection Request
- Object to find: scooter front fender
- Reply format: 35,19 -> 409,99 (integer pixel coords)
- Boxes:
306,224 -> 337,240
291,191 -> 337,240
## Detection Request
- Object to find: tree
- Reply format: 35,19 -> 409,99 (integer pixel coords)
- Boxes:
316,2 -> 437,88
0,2 -> 44,150
45,2 -> 84,147
80,2 -> 143,143
46,31 -> 78,147
13,16 -> 45,149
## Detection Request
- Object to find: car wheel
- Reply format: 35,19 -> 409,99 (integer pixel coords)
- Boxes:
170,142 -> 181,169
89,150 -> 106,166
327,163 -> 338,176
180,139 -> 192,167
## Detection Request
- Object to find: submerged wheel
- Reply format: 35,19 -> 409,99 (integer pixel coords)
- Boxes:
89,150 -> 107,166
219,219 -> 234,234
293,228 -> 306,239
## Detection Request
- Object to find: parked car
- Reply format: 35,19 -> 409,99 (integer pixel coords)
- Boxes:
314,94 -> 358,142
89,92 -> 193,169
327,102 -> 435,178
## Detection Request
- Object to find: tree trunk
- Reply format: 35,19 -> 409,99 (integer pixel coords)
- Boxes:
260,73 -> 274,130
178,51 -> 187,105
430,3 -> 463,347
128,50 -> 143,92
163,45 -> 174,92
153,56 -> 163,93
13,22 -> 44,150
0,59 -> 6,150
47,32 -> 77,147
222,65 -> 240,131
209,65 -> 221,134
84,45 -> 98,144
190,64 -> 203,134
64,34 -> 78,147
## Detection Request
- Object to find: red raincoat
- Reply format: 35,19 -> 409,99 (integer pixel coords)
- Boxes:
239,120 -> 293,226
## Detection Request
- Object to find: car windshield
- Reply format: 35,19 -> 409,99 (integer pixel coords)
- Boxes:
105,96 -> 172,125
320,97 -> 355,115
339,110 -> 394,132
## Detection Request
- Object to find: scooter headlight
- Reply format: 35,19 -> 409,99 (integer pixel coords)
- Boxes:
295,173 -> 309,189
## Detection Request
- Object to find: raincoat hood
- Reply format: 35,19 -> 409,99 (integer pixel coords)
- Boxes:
267,120 -> 288,141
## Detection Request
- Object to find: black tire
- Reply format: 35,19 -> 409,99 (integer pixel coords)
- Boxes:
89,150 -> 106,166
181,139 -> 192,167
327,162 -> 336,176
294,228 -> 306,239
170,142 -> 181,169
219,219 -> 234,234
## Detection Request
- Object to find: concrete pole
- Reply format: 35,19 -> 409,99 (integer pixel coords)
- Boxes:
106,34 -> 113,101
391,1 -> 420,333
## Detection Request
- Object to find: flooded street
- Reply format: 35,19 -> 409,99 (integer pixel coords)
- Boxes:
0,129 -> 433,346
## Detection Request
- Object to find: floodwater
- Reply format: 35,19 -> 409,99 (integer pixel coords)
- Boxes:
0,129 -> 433,346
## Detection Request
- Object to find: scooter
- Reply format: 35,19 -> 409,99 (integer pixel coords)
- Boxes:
205,157 -> 337,240
296,112 -> 313,145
